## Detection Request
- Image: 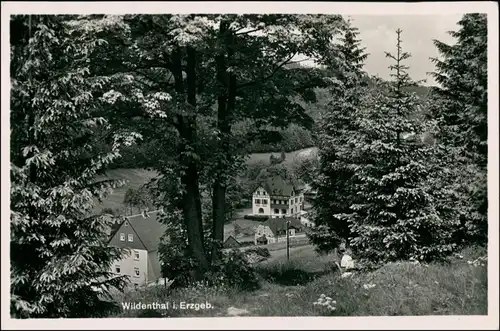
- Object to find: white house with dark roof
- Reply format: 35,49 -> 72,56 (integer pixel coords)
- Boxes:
254,217 -> 303,245
107,210 -> 166,287
252,175 -> 305,219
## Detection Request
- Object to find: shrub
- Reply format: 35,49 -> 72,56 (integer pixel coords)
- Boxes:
245,246 -> 271,258
243,215 -> 269,221
207,250 -> 260,291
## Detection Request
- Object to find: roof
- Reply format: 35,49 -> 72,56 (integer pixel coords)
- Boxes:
109,210 -> 166,252
263,217 -> 302,236
223,235 -> 241,247
260,175 -> 297,197
127,210 -> 166,252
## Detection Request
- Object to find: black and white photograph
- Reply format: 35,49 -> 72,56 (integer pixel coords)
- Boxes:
1,1 -> 498,329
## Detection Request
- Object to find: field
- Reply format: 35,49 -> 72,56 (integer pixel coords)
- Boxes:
114,245 -> 488,317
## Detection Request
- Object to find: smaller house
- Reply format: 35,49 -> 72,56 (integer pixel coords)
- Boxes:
300,210 -> 315,228
254,217 -> 302,245
223,235 -> 242,249
107,210 -> 166,287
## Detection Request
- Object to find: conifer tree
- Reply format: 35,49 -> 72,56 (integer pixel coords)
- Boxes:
309,19 -> 368,253
429,13 -> 488,245
347,29 -> 455,265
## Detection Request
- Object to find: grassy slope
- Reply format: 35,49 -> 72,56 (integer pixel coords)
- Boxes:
246,147 -> 318,166
114,245 -> 487,317
94,168 -> 159,214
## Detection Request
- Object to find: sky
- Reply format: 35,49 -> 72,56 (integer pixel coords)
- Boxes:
350,14 -> 464,86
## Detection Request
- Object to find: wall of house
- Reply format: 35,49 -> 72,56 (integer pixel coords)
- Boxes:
112,248 -> 149,286
252,187 -> 271,216
147,250 -> 162,284
254,224 -> 275,244
288,193 -> 305,217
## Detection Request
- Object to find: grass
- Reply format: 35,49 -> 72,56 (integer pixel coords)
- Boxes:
94,168 -> 159,214
111,245 -> 487,317
246,147 -> 318,166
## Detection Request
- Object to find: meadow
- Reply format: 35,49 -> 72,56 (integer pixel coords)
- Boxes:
114,245 -> 488,317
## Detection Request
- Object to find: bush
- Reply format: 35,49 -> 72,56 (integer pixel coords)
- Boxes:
243,215 -> 269,221
207,250 -> 260,291
245,246 -> 271,258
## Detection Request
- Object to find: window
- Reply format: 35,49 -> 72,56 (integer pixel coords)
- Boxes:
124,221 -> 129,227
134,250 -> 139,260
272,200 -> 275,204
282,209 -> 287,214
115,265 -> 121,273
258,208 -> 264,214
290,200 -> 293,205
274,209 -> 279,214
255,199 -> 261,204
262,199 -> 267,205
295,198 -> 298,203
134,267 -> 140,277
128,234 -> 133,242
120,233 -> 125,241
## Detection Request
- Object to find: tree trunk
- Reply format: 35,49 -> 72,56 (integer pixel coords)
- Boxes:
211,21 -> 237,260
171,47 -> 209,277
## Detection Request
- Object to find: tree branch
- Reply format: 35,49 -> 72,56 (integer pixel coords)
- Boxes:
235,27 -> 264,36
237,52 -> 297,89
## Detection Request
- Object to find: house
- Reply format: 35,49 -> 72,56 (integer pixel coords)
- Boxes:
300,210 -> 315,228
223,235 -> 242,249
107,210 -> 166,287
252,175 -> 305,219
254,217 -> 303,245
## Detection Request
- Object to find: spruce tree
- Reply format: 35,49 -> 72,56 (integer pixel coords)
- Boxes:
10,15 -> 132,318
309,19 -> 368,253
429,13 -> 488,245
347,29 -> 455,265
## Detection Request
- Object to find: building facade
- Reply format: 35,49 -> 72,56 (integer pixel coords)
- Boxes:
252,176 -> 305,219
254,217 -> 302,245
107,210 -> 165,287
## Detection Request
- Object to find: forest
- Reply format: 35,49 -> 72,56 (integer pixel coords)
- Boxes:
9,13 -> 487,318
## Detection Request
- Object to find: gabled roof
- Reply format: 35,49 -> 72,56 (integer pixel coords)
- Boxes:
263,217 -> 302,236
127,210 -> 165,252
223,235 -> 241,248
108,210 -> 166,252
258,175 -> 297,197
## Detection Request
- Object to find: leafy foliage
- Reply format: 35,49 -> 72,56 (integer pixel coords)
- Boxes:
10,15 -> 134,318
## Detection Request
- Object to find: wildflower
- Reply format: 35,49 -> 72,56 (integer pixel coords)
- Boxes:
313,294 -> 337,311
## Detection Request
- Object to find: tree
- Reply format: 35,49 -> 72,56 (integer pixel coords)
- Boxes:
346,29 -> 455,265
206,14 -> 346,261
309,19 -> 369,253
429,13 -> 488,245
10,15 -> 133,318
